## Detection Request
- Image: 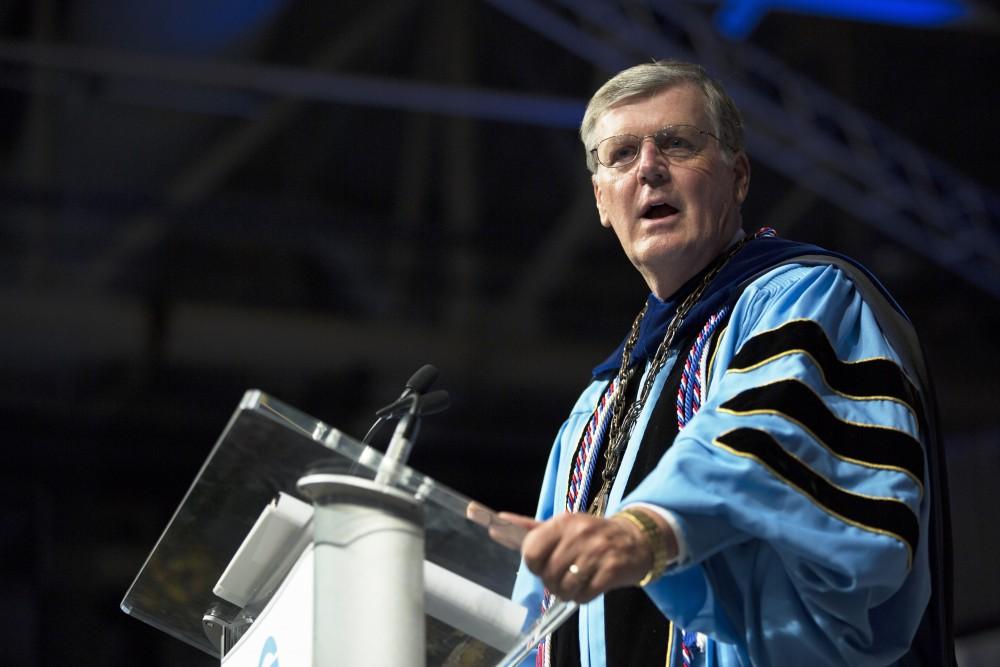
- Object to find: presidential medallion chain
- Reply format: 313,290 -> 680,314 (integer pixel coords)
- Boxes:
588,237 -> 750,517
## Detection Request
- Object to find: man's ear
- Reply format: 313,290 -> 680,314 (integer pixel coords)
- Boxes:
732,152 -> 751,206
593,174 -> 611,228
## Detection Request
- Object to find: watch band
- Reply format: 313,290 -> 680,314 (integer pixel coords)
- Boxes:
613,507 -> 673,586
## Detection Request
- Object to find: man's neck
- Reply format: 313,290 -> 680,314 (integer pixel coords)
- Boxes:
647,227 -> 746,301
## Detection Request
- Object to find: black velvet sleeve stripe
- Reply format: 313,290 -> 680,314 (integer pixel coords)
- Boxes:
729,319 -> 921,413
719,379 -> 925,489
705,322 -> 731,393
714,428 -> 918,561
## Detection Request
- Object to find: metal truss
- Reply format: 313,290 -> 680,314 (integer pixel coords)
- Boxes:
486,0 -> 1000,300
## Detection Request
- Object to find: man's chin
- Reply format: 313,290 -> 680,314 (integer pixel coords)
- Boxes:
633,238 -> 689,269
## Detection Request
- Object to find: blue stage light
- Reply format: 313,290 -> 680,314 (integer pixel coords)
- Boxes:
715,0 -> 968,39
75,0 -> 289,56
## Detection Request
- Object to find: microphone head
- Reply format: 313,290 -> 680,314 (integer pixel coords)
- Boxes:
374,388 -> 451,418
416,390 -> 451,416
405,364 -> 439,394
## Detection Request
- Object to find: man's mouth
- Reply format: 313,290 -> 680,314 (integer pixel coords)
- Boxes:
641,203 -> 679,220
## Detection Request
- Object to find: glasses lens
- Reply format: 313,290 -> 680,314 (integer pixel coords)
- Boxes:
653,126 -> 706,158
597,135 -> 640,167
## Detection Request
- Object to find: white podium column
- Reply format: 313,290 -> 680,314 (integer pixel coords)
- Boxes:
298,474 -> 425,667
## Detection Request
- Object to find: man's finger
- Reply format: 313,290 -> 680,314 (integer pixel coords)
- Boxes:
476,511 -> 538,549
495,511 -> 541,530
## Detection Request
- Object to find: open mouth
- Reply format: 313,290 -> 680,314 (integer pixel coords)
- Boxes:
641,203 -> 679,220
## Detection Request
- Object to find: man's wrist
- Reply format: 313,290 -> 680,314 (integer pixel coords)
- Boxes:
611,507 -> 675,585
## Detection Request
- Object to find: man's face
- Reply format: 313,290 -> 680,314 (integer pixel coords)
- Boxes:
591,84 -> 750,298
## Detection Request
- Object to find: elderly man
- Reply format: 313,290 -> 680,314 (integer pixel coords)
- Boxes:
503,61 -> 954,666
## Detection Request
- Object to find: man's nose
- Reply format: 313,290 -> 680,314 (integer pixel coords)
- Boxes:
636,139 -> 668,185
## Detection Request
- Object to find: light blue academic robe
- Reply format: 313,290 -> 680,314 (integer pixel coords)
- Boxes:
514,261 -> 932,667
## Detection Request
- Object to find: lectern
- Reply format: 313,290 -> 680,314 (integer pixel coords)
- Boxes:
121,391 -> 576,666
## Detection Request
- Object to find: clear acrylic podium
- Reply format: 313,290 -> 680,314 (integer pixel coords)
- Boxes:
121,390 -> 576,666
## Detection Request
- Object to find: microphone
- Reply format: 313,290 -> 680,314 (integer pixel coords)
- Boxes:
373,372 -> 449,485
401,364 -> 439,398
361,365 -> 445,444
414,389 -> 450,416
374,389 -> 451,418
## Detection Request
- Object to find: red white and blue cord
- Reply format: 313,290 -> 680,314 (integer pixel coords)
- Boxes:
537,378 -> 621,666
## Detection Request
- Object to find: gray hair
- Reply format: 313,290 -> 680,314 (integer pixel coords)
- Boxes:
580,60 -> 744,172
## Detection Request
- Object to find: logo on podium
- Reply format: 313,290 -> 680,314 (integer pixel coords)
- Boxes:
259,636 -> 279,667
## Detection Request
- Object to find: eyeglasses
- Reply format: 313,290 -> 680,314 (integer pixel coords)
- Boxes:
590,124 -> 728,169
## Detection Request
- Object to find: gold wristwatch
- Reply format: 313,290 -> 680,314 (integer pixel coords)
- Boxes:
613,507 -> 673,586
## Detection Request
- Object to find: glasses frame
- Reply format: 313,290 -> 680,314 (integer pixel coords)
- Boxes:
590,124 -> 731,170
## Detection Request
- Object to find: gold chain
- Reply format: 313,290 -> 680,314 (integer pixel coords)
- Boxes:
589,237 -> 749,516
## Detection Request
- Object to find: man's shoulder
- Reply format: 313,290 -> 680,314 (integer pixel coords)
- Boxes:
730,237 -> 906,321
742,261 -> 828,293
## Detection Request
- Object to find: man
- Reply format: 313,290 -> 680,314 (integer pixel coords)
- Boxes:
502,61 -> 954,666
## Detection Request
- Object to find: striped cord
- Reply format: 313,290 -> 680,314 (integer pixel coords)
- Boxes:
676,305 -> 731,430
538,378 -> 620,666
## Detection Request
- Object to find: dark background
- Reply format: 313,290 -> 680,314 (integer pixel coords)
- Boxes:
0,1 -> 997,665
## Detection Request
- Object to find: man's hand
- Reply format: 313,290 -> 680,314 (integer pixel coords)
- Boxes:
497,510 -> 666,604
